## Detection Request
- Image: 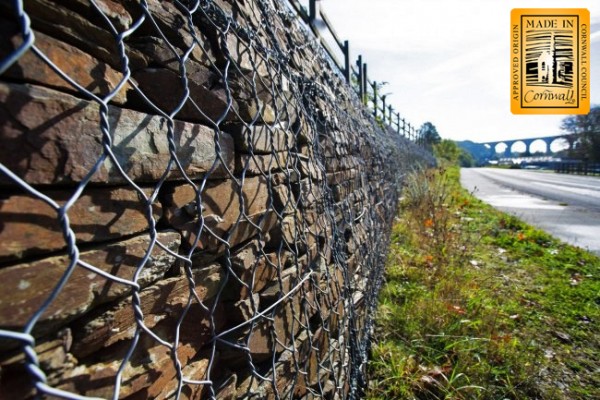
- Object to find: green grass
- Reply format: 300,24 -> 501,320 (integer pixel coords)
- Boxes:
368,167 -> 600,400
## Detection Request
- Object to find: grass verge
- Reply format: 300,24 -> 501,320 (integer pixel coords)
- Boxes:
367,167 -> 600,399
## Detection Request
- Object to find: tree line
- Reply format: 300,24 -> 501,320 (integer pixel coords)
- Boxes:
560,105 -> 600,162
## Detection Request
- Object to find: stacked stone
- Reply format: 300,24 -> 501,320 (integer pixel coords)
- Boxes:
0,0 -> 433,398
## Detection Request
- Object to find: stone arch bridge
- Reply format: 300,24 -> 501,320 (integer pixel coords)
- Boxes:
482,134 -> 577,157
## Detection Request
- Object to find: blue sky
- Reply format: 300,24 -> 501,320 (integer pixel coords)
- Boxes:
305,0 -> 600,144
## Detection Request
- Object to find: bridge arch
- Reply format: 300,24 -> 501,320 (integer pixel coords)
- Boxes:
494,142 -> 508,155
529,139 -> 548,154
510,140 -> 527,155
549,137 -> 570,153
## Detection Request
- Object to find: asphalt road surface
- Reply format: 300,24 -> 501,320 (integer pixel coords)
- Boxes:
460,168 -> 600,255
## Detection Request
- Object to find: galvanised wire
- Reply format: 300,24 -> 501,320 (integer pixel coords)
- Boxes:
0,0 -> 433,398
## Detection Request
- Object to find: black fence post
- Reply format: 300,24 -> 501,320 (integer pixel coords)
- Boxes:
388,105 -> 393,125
401,118 -> 406,137
372,81 -> 377,118
362,63 -> 368,105
309,0 -> 318,23
381,95 -> 386,123
356,55 -> 363,101
396,113 -> 400,134
343,40 -> 350,83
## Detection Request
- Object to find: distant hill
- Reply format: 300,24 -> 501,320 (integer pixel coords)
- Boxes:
457,141 -> 493,166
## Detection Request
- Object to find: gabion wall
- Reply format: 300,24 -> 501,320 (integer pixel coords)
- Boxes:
0,0 -> 434,398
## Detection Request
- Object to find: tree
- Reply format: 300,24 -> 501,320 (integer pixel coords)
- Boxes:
434,139 -> 461,164
560,105 -> 600,162
418,122 -> 441,151
458,150 -> 474,167
434,139 -> 475,167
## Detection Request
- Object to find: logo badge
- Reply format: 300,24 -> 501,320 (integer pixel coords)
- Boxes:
511,9 -> 590,114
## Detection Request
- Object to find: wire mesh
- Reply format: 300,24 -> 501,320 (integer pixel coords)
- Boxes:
0,0 -> 434,398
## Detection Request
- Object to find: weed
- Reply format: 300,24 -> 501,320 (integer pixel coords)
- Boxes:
368,167 -> 600,400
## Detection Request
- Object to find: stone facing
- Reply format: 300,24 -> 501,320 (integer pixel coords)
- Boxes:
0,0 -> 432,398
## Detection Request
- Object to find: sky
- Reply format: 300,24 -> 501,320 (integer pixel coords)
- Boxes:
303,0 -> 600,144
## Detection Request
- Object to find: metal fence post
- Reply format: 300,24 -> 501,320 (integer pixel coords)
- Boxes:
343,40 -> 350,83
356,55 -> 363,101
309,0 -> 319,23
362,63 -> 368,105
401,118 -> 406,137
372,81 -> 378,118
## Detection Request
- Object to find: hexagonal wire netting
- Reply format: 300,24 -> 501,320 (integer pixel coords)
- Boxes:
0,0 -> 433,398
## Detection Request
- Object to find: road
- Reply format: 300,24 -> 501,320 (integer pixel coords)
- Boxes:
460,168 -> 600,255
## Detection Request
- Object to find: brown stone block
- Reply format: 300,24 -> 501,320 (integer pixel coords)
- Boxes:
196,8 -> 269,76
326,168 -> 358,186
222,293 -> 260,326
128,36 -> 200,74
131,67 -> 237,123
122,0 -> 213,67
214,374 -> 237,400
229,240 -> 290,298
250,296 -> 300,358
225,211 -> 278,253
271,170 -> 301,186
0,232 -> 180,336
235,371 -> 267,399
292,114 -> 315,146
49,0 -> 133,31
260,350 -> 296,400
165,176 -> 281,253
71,263 -> 223,358
259,266 -> 297,304
143,348 -> 210,400
236,98 -> 277,125
166,176 -> 270,225
328,300 -> 345,338
264,214 -> 302,250
319,135 -> 338,159
220,293 -> 301,365
347,254 -> 359,274
223,123 -> 294,154
347,225 -> 368,255
58,339 -> 211,399
316,270 -> 345,336
328,267 -> 346,304
0,186 -> 160,262
271,184 -> 294,216
224,33 -> 270,77
227,73 -> 282,124
0,332 -> 75,398
324,156 -> 360,173
0,25 -> 130,104
22,0 -> 147,71
235,152 -> 289,176
0,82 -> 234,185
333,182 -> 355,202
298,155 -> 325,182
294,329 -> 322,397
294,178 -> 324,210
